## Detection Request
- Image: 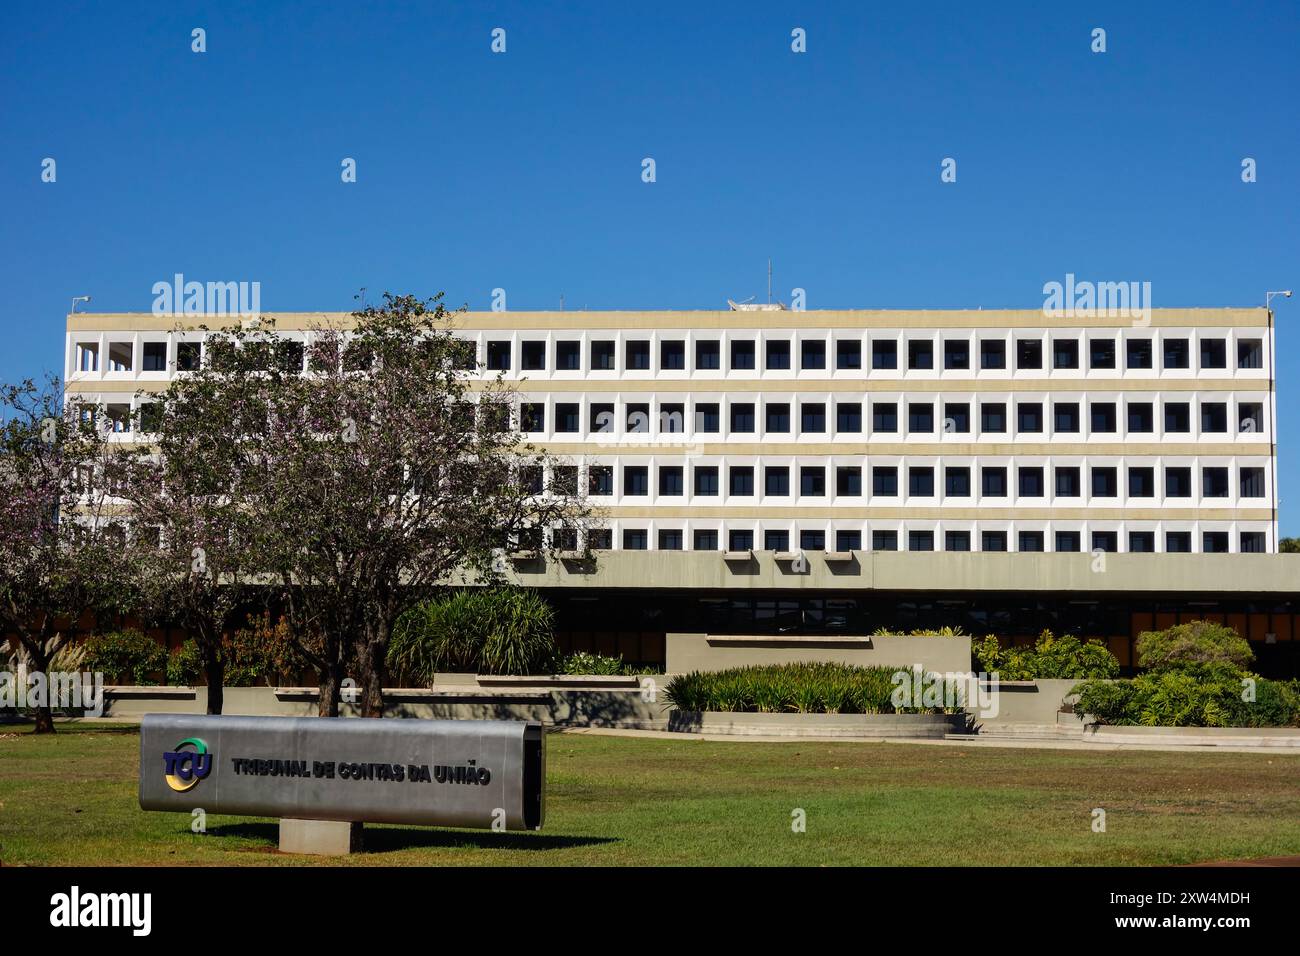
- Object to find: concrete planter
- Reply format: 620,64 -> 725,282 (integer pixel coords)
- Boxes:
668,710 -> 967,738
665,633 -> 971,675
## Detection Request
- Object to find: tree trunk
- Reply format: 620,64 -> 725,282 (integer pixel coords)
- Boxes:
203,642 -> 225,715
358,617 -> 388,719
317,664 -> 341,718
27,644 -> 56,735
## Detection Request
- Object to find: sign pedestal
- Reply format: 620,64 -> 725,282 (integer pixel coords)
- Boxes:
279,818 -> 363,856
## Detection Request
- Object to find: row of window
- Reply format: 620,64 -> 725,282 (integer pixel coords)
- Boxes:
581,528 -> 1269,554
481,336 -> 1266,374
517,399 -> 1267,437
545,463 -> 1267,499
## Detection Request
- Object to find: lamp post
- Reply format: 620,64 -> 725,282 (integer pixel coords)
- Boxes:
1264,291 -> 1292,551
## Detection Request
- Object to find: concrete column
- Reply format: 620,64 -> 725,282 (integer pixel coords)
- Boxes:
279,818 -> 363,856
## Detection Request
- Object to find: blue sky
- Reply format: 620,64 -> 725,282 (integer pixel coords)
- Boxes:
2,1 -> 1298,528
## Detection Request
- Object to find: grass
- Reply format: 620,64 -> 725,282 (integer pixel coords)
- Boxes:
3,722 -> 1300,866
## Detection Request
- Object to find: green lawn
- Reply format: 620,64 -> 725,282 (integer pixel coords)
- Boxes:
3,723 -> 1299,866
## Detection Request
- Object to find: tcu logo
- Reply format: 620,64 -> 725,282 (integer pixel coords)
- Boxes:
163,738 -> 213,792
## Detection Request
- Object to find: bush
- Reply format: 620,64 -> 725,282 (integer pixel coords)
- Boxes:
665,662 -> 963,716
1136,621 -> 1254,673
166,639 -> 204,686
974,631 -> 1120,680
871,626 -> 966,637
223,613 -> 307,687
389,588 -> 556,681
81,630 -> 168,685
1074,672 -> 1300,728
552,652 -> 632,676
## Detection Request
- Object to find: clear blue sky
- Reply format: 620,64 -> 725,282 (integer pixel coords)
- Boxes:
2,1 -> 1297,528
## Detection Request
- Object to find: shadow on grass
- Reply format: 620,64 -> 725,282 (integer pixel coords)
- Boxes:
206,821 -> 615,854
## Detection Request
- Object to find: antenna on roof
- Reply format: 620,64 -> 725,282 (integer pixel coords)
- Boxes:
767,258 -> 772,305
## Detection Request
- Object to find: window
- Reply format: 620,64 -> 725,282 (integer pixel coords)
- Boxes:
520,403 -> 545,432
138,403 -> 163,433
907,340 -> 933,369
551,466 -> 578,495
872,340 -> 898,369
980,403 -> 1006,433
1163,338 -> 1190,369
591,340 -> 615,370
944,340 -> 969,370
1241,532 -> 1266,554
694,466 -> 719,496
730,466 -> 754,495
695,403 -> 720,433
1166,531 -> 1192,553
980,340 -> 1006,369
1092,531 -> 1118,553
486,341 -> 511,370
626,340 -> 650,370
800,340 -> 826,370
800,403 -> 826,433
836,402 -> 862,433
765,340 -> 791,370
1238,339 -> 1263,369
1091,467 -> 1118,498
1199,338 -> 1227,369
800,467 -> 826,496
836,340 -> 861,369
765,403 -> 790,433
696,340 -> 720,370
626,402 -> 649,432
1165,467 -> 1192,498
945,467 -> 970,497
945,531 -> 971,552
908,402 -> 933,433
588,529 -> 613,551
1240,467 -> 1265,498
982,530 -> 1007,552
872,402 -> 898,432
1090,402 -> 1116,433
1089,339 -> 1116,369
1018,531 -> 1045,553
555,341 -> 580,370
521,341 -> 546,370
1127,402 -> 1154,433
1055,531 -> 1081,553
765,466 -> 790,496
1238,402 -> 1263,434
142,342 -> 167,371
555,403 -> 580,433
730,403 -> 755,433
1017,402 -> 1043,433
731,339 -> 756,370
1055,467 -> 1080,497
944,403 -> 970,433
1129,531 -> 1155,553
107,342 -> 133,372
520,466 -> 544,494
623,529 -> 648,551
1128,467 -> 1155,497
623,466 -> 649,496
1203,531 -> 1229,554
658,466 -> 684,496
1164,402 -> 1190,433
982,467 -> 1007,497
800,530 -> 826,551
836,530 -> 862,551
660,340 -> 685,370
872,530 -> 898,551
1201,402 -> 1227,433
693,529 -> 719,551
728,530 -> 754,551
1126,339 -> 1152,369
1019,467 -> 1044,497
872,466 -> 898,496
77,342 -> 100,372
176,342 -> 202,371
658,529 -> 683,551
1053,402 -> 1080,433
836,467 -> 862,496
658,402 -> 684,433
908,466 -> 934,497
589,466 -> 613,496
1016,339 -> 1042,369
1053,339 -> 1079,369
590,402 -> 614,433
908,530 -> 934,552
1202,467 -> 1230,498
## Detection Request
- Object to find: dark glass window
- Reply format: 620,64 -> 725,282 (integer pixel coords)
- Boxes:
836,340 -> 862,370
729,466 -> 754,495
872,340 -> 897,369
1019,467 -> 1044,497
944,340 -> 970,370
945,531 -> 971,552
1166,532 -> 1192,553
1164,402 -> 1190,433
1089,339 -> 1116,369
1201,402 -> 1227,433
982,467 -> 1007,497
1091,467 -> 1118,498
694,466 -> 719,496
695,403 -> 720,432
908,403 -> 934,433
982,531 -> 1007,552
764,466 -> 790,496
980,403 -> 1006,433
872,530 -> 898,551
800,403 -> 826,433
1053,339 -> 1079,369
980,340 -> 1006,369
1129,531 -> 1155,553
1203,531 -> 1229,554
836,403 -> 862,433
555,341 -> 580,370
658,466 -> 684,496
1090,402 -> 1117,433
1126,339 -> 1152,369
800,340 -> 826,370
945,467 -> 970,497
1165,467 -> 1192,497
693,529 -> 719,551
1200,338 -> 1226,369
765,403 -> 790,433
486,341 -> 511,370
1053,402 -> 1080,433
1017,339 -> 1042,369
1238,339 -> 1263,369
1055,466 -> 1080,497
1018,531 -> 1045,552
1240,467 -> 1265,498
626,340 -> 650,370
623,466 -> 649,496
1163,338 -> 1190,369
872,467 -> 898,496
1128,402 -> 1154,433
1202,467 -> 1230,498
660,340 -> 685,370
908,340 -> 934,369
800,467 -> 826,496
836,530 -> 862,551
764,530 -> 790,552
836,467 -> 862,496
588,466 -> 614,496
1017,403 -> 1043,433
1128,467 -> 1155,497
731,340 -> 756,370
765,340 -> 791,370
521,341 -> 546,370
728,530 -> 754,551
623,529 -> 648,550
590,340 -> 615,370
695,339 -> 720,370
730,403 -> 755,432
908,466 -> 935,497
1055,531 -> 1081,553
555,403 -> 580,432
658,529 -> 683,551
872,402 -> 897,432
944,403 -> 970,433
908,530 -> 934,552
1091,531 -> 1118,553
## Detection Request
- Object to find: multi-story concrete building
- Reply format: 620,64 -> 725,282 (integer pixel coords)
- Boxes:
63,306 -> 1300,675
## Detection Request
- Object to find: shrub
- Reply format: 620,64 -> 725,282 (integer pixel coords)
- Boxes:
871,626 -> 966,637
974,631 -> 1119,680
166,639 -> 204,686
223,613 -> 307,687
552,652 -> 632,676
389,588 -> 556,681
81,630 -> 168,685
665,662 -> 962,716
1136,621 -> 1254,673
1073,673 -> 1300,728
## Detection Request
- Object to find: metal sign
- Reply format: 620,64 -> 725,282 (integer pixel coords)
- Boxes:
139,714 -> 545,830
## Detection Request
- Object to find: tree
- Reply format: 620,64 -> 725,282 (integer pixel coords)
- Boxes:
0,376 -> 134,733
1280,537 -> 1300,554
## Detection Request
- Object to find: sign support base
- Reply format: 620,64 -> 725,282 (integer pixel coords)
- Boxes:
279,818 -> 364,856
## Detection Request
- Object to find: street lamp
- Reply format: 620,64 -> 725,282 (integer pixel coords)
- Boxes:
1264,291 -> 1291,552
70,295 -> 91,314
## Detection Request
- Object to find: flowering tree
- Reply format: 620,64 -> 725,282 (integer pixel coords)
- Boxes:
0,376 -> 134,733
